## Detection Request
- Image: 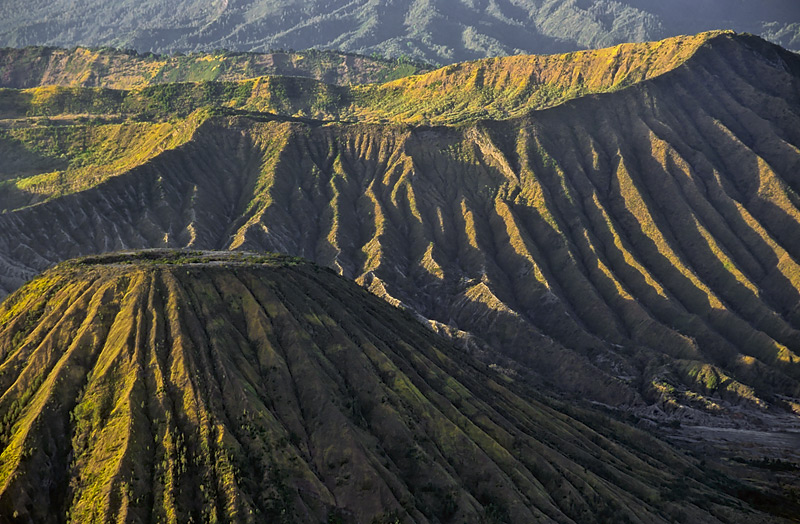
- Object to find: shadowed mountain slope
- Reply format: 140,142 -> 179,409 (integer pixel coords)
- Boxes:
0,250 -> 775,523
0,31 -> 798,429
0,0 -> 799,63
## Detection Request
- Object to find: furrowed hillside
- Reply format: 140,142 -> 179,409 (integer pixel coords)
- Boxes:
0,251 -> 772,523
0,31 -> 757,126
0,31 -> 799,433
0,46 -> 429,90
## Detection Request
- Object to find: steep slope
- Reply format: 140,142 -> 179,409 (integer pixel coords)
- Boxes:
0,0 -> 798,63
0,46 -> 429,90
0,250 -> 772,523
0,109 -> 211,211
0,31 -> 728,215
0,31 -> 798,431
0,32 -> 732,127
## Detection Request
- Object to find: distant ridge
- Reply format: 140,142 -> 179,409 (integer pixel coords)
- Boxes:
0,0 -> 798,63
0,31 -> 749,126
0,46 -> 430,90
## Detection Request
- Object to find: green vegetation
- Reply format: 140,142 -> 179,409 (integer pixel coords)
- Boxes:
72,249 -> 306,267
0,109 -> 209,209
0,31 -> 732,129
0,46 -> 431,89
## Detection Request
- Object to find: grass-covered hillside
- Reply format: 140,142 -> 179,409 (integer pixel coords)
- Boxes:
0,46 -> 430,90
0,31 -> 731,126
0,250 -> 775,523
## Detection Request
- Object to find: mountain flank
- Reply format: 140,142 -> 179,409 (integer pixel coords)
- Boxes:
0,250 -> 778,523
0,0 -> 798,63
0,46 -> 430,90
0,31 -> 746,127
0,30 -> 798,483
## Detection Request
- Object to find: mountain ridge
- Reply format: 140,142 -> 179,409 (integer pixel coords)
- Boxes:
0,46 -> 431,90
1,0 -> 798,64
0,30 -> 798,446
0,31 -> 755,128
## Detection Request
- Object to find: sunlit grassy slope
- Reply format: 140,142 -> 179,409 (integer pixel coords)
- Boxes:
0,31 -> 729,126
0,251 -> 776,523
0,46 -> 429,89
348,30 -> 715,123
0,110 -> 210,209
0,30 -> 799,435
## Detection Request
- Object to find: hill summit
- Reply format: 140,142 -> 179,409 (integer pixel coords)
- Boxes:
0,250 -> 774,523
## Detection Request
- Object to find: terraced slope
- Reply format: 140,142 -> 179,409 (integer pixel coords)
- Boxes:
0,251 -> 769,523
0,31 -> 798,428
0,46 -> 429,89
